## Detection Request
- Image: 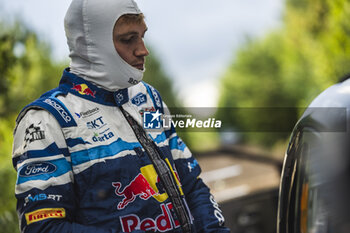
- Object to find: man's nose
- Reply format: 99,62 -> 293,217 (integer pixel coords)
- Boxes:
135,39 -> 149,57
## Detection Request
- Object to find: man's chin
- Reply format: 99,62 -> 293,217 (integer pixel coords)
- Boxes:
134,66 -> 144,71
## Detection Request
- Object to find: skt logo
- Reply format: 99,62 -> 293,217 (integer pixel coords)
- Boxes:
112,159 -> 183,209
87,116 -> 105,129
71,83 -> 96,98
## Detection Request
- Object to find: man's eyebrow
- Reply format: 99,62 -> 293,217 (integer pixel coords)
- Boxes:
117,28 -> 148,37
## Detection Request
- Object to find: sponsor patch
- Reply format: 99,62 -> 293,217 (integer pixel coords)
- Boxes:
75,107 -> 99,118
43,98 -> 72,123
149,85 -> 162,108
139,107 -> 156,116
115,93 -> 124,104
19,162 -> 57,177
24,194 -> 62,206
112,159 -> 183,209
187,159 -> 199,172
25,208 -> 65,225
86,116 -> 106,129
120,202 -> 193,232
210,195 -> 225,226
112,173 -> 156,210
92,131 -> 115,142
24,123 -> 45,148
131,93 -> 147,106
71,83 -> 96,98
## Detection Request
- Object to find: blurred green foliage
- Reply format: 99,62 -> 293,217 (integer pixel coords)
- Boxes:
218,0 -> 350,147
0,20 -> 180,232
0,20 -> 67,233
143,50 -> 179,108
143,49 -> 193,145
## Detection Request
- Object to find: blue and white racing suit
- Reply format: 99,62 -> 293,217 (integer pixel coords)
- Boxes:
12,69 -> 229,233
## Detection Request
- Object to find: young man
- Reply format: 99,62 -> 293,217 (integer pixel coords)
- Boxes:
12,0 -> 230,232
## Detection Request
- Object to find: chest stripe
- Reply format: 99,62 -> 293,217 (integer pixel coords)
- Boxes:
70,138 -> 141,166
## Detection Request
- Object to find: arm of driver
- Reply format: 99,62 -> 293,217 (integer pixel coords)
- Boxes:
12,109 -> 121,233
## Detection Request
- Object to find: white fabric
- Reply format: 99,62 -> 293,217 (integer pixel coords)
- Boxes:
64,0 -> 143,91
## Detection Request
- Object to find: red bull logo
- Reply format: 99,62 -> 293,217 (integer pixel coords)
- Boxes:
71,83 -> 96,98
112,173 -> 157,210
139,106 -> 156,116
112,159 -> 183,210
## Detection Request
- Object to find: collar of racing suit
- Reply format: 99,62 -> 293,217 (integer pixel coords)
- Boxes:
64,0 -> 144,92
60,68 -> 130,106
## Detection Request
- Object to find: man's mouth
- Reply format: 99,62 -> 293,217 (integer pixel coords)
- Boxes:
133,63 -> 144,70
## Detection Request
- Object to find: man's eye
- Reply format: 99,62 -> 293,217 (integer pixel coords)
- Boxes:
120,36 -> 136,44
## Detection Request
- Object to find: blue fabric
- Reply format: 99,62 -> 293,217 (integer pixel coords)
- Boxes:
70,138 -> 140,166
12,143 -> 69,167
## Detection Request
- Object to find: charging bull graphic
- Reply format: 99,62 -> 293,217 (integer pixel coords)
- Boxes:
112,160 -> 183,210
71,83 -> 96,98
112,173 -> 157,210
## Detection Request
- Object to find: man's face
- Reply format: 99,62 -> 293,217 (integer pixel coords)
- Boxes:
113,18 -> 149,70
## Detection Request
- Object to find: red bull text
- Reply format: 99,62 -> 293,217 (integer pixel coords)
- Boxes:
71,83 -> 96,98
120,203 -> 181,232
114,162 -> 192,232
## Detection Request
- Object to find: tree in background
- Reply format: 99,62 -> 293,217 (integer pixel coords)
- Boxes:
143,50 -> 179,108
143,49 -> 194,146
218,0 -> 350,147
0,20 -> 66,233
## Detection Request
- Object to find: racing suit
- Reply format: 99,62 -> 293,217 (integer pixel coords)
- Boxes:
12,69 -> 229,233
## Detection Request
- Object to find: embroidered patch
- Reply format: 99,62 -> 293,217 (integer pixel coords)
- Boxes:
25,208 -> 65,225
131,93 -> 147,106
24,123 -> 45,148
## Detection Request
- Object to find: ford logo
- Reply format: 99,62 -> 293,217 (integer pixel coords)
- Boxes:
19,162 -> 57,177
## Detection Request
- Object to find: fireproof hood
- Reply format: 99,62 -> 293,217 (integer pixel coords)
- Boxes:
64,0 -> 143,91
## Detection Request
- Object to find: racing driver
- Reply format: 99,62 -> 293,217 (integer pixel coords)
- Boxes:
12,0 -> 230,232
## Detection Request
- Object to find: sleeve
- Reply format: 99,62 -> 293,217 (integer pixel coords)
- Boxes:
12,109 -> 123,233
163,107 -> 230,233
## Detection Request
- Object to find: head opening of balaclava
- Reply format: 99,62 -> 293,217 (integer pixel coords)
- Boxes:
64,0 -> 144,91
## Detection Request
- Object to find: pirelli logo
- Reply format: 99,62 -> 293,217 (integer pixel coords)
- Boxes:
25,208 -> 65,225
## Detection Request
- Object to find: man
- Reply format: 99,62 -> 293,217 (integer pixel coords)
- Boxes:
12,0 -> 230,232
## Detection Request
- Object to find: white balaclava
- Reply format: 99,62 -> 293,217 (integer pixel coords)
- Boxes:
64,0 -> 144,91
